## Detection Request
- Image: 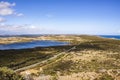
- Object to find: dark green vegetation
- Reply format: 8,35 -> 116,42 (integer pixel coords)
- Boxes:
0,35 -> 120,80
0,35 -> 120,70
41,52 -> 120,76
75,40 -> 120,52
0,67 -> 24,80
0,47 -> 60,70
0,44 -> 76,70
31,35 -> 120,80
97,74 -> 114,80
43,60 -> 75,75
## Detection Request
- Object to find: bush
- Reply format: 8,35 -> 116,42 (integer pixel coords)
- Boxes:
0,67 -> 24,80
98,74 -> 114,80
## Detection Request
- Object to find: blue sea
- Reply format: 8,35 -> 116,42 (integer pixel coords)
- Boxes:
99,35 -> 120,40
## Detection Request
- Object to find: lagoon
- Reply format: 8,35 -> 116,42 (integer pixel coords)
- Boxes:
0,40 -> 69,50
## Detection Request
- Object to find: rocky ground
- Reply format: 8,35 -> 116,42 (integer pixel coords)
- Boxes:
22,50 -> 120,80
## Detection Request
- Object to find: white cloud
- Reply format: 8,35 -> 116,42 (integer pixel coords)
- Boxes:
16,13 -> 24,16
0,17 -> 6,22
30,25 -> 36,29
0,24 -> 34,30
0,1 -> 15,8
0,23 -> 71,35
0,1 -> 23,16
0,8 -> 14,16
0,1 -> 15,16
0,24 -> 41,34
0,24 -> 58,34
118,30 -> 120,33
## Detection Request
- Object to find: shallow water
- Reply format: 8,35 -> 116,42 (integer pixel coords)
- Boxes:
0,40 -> 69,50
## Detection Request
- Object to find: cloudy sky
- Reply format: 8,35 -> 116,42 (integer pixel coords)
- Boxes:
0,0 -> 120,35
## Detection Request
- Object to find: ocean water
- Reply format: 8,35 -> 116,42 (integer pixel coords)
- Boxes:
0,40 -> 69,50
99,35 -> 120,40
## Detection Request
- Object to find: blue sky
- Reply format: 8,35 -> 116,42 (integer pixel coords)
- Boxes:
0,0 -> 120,35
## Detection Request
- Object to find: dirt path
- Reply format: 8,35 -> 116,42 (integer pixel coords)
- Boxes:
14,46 -> 77,72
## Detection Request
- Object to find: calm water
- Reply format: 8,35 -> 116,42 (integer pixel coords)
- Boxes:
0,40 -> 69,50
99,35 -> 120,40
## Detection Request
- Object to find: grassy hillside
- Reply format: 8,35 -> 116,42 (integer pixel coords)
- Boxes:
0,47 -> 60,70
0,35 -> 120,80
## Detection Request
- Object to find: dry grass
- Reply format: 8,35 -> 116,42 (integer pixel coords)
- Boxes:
0,35 -> 120,80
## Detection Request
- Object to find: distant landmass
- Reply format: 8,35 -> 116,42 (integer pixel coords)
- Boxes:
0,34 -> 120,40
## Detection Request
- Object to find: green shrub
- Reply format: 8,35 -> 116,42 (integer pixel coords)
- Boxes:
0,67 -> 24,80
98,74 -> 114,80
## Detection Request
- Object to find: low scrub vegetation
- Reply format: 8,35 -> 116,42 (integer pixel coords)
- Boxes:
0,35 -> 120,80
0,67 -> 24,80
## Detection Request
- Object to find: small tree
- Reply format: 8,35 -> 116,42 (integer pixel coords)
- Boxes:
0,67 -> 24,80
